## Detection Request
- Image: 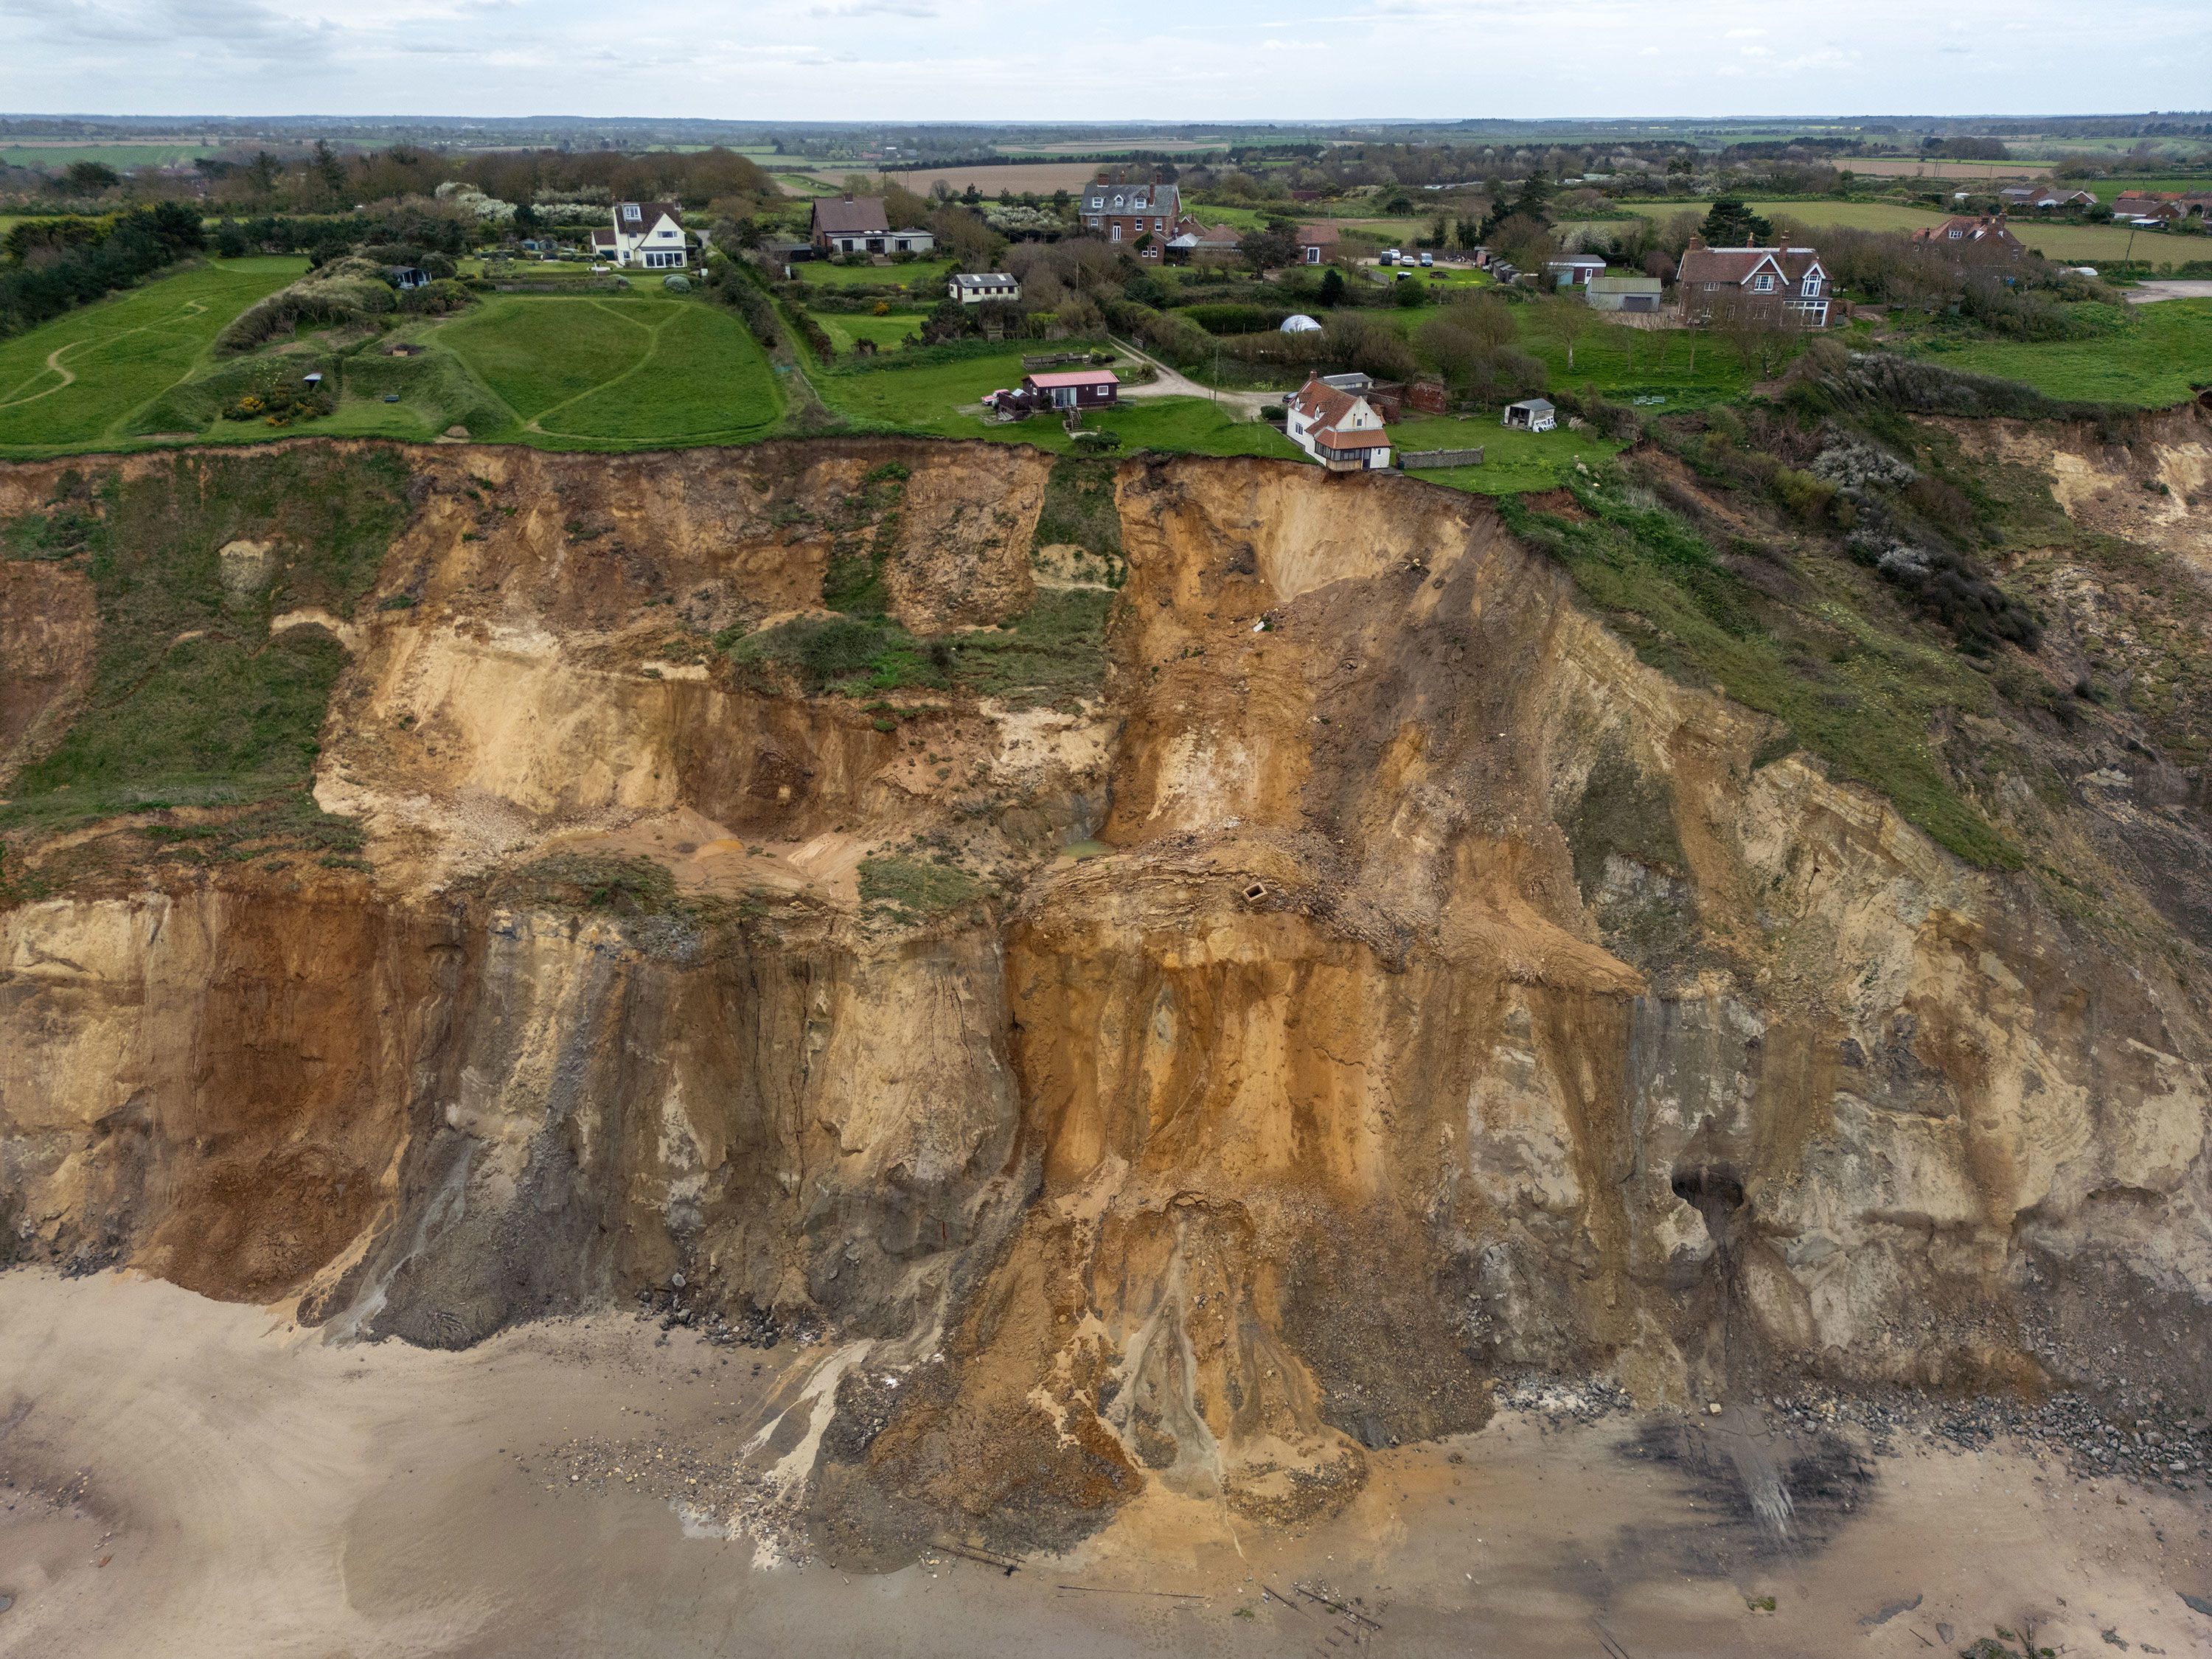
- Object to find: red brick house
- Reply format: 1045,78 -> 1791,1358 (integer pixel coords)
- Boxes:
1911,215 -> 2025,256
1675,240 -> 1835,327
2112,192 -> 2187,222
1293,223 -> 1340,265
1080,178 -> 1181,260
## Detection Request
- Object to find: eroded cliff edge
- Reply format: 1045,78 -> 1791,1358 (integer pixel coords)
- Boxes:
4,428 -> 2211,1554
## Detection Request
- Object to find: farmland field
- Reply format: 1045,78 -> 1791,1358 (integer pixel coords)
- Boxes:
1839,158 -> 2054,180
1559,201 -> 2188,265
0,257 -> 305,451
0,142 -> 217,170
799,161 -> 1100,195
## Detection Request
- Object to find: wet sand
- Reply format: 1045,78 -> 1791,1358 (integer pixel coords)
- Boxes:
1,1268 -> 2208,1658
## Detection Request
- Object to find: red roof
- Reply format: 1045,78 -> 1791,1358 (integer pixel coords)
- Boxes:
1024,369 -> 1120,389
1290,378 -> 1362,425
1290,378 -> 1389,448
1295,223 -> 1340,246
1312,422 -> 1389,449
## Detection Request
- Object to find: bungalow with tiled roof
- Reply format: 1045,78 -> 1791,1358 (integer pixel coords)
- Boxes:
1285,375 -> 1392,472
810,196 -> 936,257
2112,192 -> 2186,223
1674,240 -> 1834,328
1910,215 -> 2025,257
2000,185 -> 2098,211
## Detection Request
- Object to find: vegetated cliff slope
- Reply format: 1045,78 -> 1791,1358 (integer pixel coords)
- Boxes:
3,424 -> 2211,1555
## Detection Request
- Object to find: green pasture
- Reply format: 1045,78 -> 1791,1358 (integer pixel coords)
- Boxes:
1921,299 -> 2212,408
0,257 -> 305,451
0,142 -> 216,170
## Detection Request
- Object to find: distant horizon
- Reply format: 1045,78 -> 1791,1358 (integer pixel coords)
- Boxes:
1,0 -> 2206,125
4,113 -> 2212,129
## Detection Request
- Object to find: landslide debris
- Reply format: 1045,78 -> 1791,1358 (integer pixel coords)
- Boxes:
4,420 -> 2212,1564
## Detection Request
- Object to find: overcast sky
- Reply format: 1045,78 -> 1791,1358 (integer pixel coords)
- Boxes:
1,0 -> 2208,122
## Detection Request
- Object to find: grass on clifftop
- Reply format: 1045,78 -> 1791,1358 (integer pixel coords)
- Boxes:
1506,469 -> 2017,869
1,448 -> 410,860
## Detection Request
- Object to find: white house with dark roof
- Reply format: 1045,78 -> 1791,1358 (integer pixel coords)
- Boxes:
810,196 -> 936,257
950,273 -> 1020,304
1285,375 -> 1392,472
593,201 -> 690,271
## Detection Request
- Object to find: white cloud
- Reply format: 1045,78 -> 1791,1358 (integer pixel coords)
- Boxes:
0,0 -> 2205,118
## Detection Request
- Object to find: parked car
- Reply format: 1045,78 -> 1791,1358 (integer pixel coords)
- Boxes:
1419,251 -> 1434,268
1380,248 -> 1399,265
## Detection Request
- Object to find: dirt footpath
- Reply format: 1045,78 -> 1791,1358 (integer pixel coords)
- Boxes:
1,1269 -> 2209,1658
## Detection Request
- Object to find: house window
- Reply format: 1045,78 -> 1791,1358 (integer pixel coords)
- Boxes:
1111,223 -> 1121,241
1803,276 -> 1820,295
1753,274 -> 1775,292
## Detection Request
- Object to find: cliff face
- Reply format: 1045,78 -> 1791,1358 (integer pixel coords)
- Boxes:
4,434 -> 2210,1552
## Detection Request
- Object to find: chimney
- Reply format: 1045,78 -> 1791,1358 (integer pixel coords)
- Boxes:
1688,233 -> 1705,250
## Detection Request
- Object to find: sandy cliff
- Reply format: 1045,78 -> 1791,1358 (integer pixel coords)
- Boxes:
4,433 -> 2209,1554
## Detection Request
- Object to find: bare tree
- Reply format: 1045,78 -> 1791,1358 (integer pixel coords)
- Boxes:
1541,295 -> 1595,372
1711,296 -> 1792,379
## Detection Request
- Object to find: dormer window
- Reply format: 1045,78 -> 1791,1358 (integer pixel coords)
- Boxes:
1803,276 -> 1820,295
1753,274 -> 1775,292
623,204 -> 641,223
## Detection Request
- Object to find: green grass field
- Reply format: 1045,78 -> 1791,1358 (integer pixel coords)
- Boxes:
1560,200 -> 2191,265
813,346 -> 1298,459
437,295 -> 783,443
813,313 -> 925,353
1921,299 -> 2212,407
0,257 -> 305,451
1391,415 -> 1627,495
0,142 -> 217,170
796,259 -> 953,292
0,267 -> 783,456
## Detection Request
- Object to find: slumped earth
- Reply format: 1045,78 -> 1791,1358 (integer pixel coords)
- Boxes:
3,415 -> 2212,1654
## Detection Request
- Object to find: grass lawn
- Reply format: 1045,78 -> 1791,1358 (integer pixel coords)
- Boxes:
0,257 -> 305,452
1391,414 -> 1627,495
797,260 -> 954,293
813,313 -> 925,354
814,347 -> 1298,459
1,280 -> 782,458
1922,299 -> 2212,408
439,295 -> 782,444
